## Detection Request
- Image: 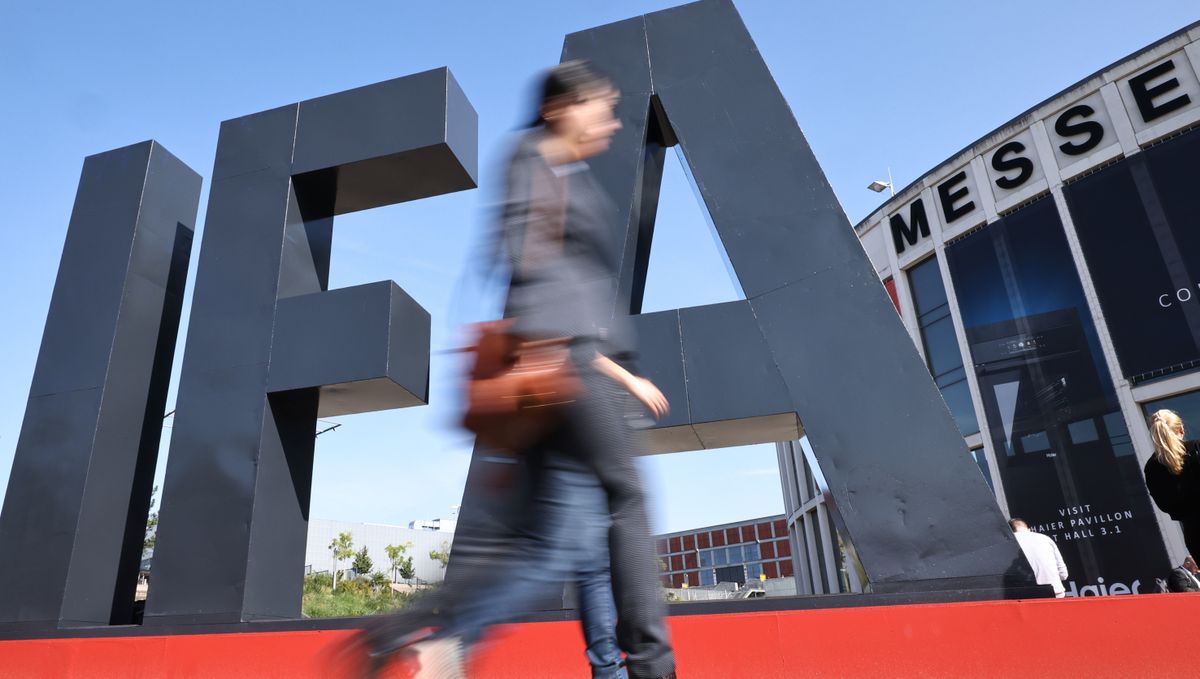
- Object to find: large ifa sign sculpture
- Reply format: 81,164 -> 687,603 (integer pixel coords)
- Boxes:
0,0 -> 1039,631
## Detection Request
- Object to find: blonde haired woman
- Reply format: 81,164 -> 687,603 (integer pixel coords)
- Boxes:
1144,409 -> 1200,557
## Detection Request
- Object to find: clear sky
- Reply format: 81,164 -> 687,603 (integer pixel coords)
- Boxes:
1,1 -> 1197,535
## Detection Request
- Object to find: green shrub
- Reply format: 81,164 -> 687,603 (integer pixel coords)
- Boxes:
339,576 -> 372,595
304,572 -> 332,593
301,571 -> 426,618
302,587 -> 401,618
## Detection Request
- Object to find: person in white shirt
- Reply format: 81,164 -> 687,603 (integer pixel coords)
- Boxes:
1010,518 -> 1069,597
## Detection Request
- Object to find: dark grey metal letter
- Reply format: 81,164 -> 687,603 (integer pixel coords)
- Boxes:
0,142 -> 201,628
463,0 -> 1032,595
145,69 -> 476,624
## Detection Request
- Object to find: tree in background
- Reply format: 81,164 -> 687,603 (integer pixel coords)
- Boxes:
429,541 -> 451,575
328,532 -> 354,591
143,485 -> 159,557
352,545 -> 373,576
398,554 -> 417,581
385,542 -> 415,583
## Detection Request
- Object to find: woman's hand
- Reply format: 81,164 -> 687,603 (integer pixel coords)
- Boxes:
592,354 -> 670,420
627,376 -> 670,419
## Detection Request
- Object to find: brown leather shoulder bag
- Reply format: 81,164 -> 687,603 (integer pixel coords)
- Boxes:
461,320 -> 581,452
461,153 -> 582,451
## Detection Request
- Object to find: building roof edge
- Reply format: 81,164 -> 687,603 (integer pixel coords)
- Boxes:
855,19 -> 1200,234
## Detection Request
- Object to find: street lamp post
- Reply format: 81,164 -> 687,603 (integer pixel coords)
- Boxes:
867,167 -> 895,196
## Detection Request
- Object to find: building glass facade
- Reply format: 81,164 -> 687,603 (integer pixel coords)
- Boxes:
656,515 -> 793,589
945,196 -> 1168,589
775,438 -> 865,595
1064,126 -> 1200,382
844,26 -> 1200,595
1143,391 -> 1200,429
909,256 -> 980,436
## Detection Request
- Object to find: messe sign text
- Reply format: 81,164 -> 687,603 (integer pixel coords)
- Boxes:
891,54 -> 1199,254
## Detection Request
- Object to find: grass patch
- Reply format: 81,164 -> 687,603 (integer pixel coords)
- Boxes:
301,572 -> 426,618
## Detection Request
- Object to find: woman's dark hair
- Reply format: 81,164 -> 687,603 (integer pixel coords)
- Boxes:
530,60 -> 613,127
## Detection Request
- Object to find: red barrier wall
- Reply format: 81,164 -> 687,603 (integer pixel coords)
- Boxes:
2,596 -> 1198,678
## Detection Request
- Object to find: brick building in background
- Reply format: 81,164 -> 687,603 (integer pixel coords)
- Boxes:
656,515 -> 793,588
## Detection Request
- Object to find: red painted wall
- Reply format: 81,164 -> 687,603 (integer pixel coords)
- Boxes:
884,277 -> 901,313
2,596 -> 1197,678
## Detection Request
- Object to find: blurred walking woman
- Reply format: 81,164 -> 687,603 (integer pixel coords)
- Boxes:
504,60 -> 677,679
354,61 -> 677,679
1144,409 -> 1200,557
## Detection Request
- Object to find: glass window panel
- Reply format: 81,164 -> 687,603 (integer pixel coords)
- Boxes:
909,257 -> 979,436
699,569 -> 715,586
795,515 -> 813,593
727,546 -> 741,564
1065,127 -> 1200,380
801,449 -> 817,500
1103,412 -> 1135,458
922,316 -> 962,378
714,565 -> 746,584
940,379 -> 979,436
744,543 -> 760,562
713,548 -> 727,566
1143,392 -> 1200,434
916,305 -> 950,327
971,447 -> 994,493
747,562 -> 763,580
1067,419 -> 1099,444
1020,430 -> 1050,453
909,256 -> 949,316
699,549 -> 712,568
812,526 -> 829,591
934,366 -> 967,388
1143,395 -> 1200,463
946,196 -> 1170,590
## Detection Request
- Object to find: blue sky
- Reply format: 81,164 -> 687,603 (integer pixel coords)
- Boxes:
1,1 -> 1197,534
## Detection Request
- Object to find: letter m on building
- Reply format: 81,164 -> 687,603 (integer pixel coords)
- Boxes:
890,198 -> 930,254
